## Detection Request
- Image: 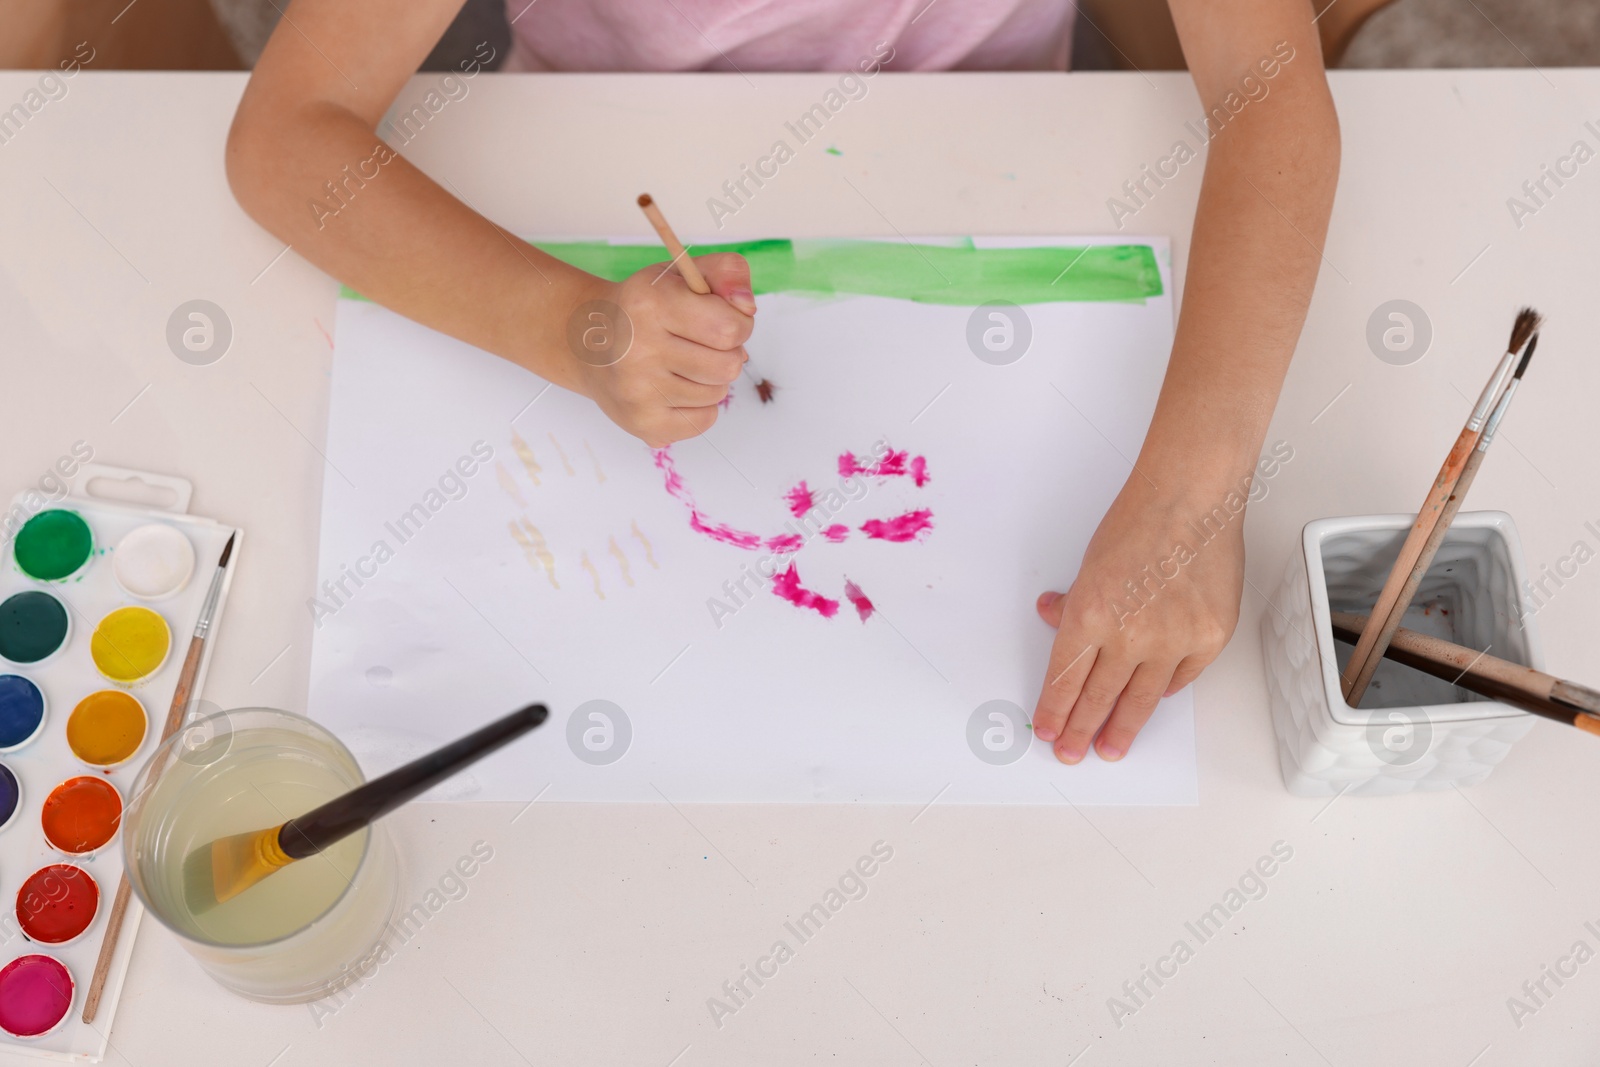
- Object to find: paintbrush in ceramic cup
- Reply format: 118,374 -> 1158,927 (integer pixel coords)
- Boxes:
1330,609 -> 1600,735
182,703 -> 547,913
1342,307 -> 1540,704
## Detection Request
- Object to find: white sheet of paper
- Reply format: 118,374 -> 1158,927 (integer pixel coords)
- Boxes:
307,237 -> 1196,805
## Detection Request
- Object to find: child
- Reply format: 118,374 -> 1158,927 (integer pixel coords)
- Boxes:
228,0 -> 1341,766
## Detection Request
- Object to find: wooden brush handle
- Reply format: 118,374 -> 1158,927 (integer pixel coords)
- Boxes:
1328,610 -> 1600,734
637,194 -> 710,294
84,633 -> 208,1023
278,703 -> 548,860
1341,429 -> 1478,704
1343,450 -> 1485,705
1553,680 -> 1600,717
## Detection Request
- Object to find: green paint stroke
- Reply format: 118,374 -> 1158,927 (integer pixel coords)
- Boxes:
339,239 -> 1162,305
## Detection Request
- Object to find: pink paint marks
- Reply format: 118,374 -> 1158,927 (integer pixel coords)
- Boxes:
764,533 -> 804,554
655,442 -> 936,620
719,391 -> 733,410
842,579 -> 875,622
784,481 -> 816,518
873,449 -> 909,477
653,448 -> 763,550
690,514 -> 762,549
839,447 -> 927,482
314,318 -> 334,350
861,509 -> 934,543
772,563 -> 840,618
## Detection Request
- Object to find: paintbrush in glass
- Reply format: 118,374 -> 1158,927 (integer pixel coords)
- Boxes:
181,703 -> 547,914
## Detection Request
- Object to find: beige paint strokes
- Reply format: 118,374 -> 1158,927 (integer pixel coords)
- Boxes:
509,517 -> 558,589
495,462 -> 526,507
549,433 -> 575,476
580,551 -> 605,599
631,521 -> 658,569
510,431 -> 542,486
607,537 -> 634,587
500,431 -> 653,597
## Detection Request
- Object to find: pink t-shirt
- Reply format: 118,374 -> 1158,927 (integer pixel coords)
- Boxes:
504,0 -> 1075,73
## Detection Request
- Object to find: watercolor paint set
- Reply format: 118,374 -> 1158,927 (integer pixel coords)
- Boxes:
0,465 -> 238,1061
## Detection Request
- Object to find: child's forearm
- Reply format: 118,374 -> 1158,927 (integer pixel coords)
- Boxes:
1142,23 -> 1341,499
227,102 -> 597,393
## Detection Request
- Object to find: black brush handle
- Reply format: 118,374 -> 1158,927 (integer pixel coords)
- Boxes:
278,703 -> 548,860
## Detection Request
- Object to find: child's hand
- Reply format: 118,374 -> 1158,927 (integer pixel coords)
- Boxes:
1030,474 -> 1243,763
572,253 -> 757,448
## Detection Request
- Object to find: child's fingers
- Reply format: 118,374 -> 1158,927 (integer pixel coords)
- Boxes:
1032,622 -> 1096,744
1054,655 -> 1135,764
1165,654 -> 1210,696
1035,589 -> 1067,628
660,375 -> 730,408
640,404 -> 720,447
667,340 -> 747,387
1094,662 -> 1174,761
663,294 -> 753,352
695,253 -> 757,314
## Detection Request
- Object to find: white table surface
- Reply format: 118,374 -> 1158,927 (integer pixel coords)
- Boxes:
2,68 -> 1598,1066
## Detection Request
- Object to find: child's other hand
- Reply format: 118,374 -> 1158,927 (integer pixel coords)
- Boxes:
1030,474 -> 1243,763
572,253 -> 757,448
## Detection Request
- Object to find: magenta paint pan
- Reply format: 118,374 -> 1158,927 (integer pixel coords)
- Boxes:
0,955 -> 75,1039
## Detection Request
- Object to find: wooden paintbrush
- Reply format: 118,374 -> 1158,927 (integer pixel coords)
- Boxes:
1342,308 -> 1541,704
637,192 -> 774,402
83,531 -> 237,1023
1330,609 -> 1600,736
637,193 -> 711,294
181,703 -> 547,913
1344,331 -> 1539,704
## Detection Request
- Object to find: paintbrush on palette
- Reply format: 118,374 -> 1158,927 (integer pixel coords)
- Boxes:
182,703 -> 548,913
637,192 -> 776,403
1330,609 -> 1600,736
1342,308 -> 1541,705
83,531 -> 236,1024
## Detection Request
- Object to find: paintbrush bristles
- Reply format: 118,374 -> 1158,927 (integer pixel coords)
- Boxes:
1508,307 -> 1541,355
1514,332 -> 1539,379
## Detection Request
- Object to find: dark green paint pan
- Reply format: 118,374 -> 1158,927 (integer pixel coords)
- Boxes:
0,591 -> 72,665
14,509 -> 94,581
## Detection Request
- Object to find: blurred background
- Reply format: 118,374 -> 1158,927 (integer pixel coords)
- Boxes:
1,0 -> 1596,74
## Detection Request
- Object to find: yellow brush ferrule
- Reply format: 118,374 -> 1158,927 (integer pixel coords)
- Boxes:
255,828 -> 295,871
